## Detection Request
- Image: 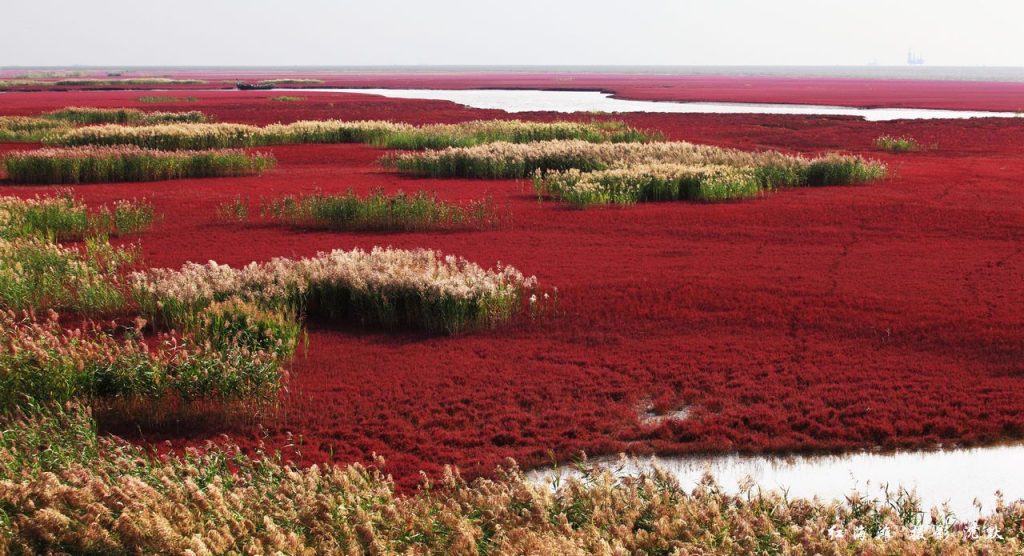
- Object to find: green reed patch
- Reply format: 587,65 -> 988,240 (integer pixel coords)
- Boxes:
0,192 -> 153,241
0,117 -> 71,142
53,78 -> 206,86
270,96 -> 306,102
257,78 -> 325,85
0,311 -> 287,408
876,134 -> 923,152
0,237 -> 137,315
3,146 -> 274,184
132,247 -> 537,335
803,154 -> 888,186
43,107 -> 207,125
536,164 -> 764,206
50,119 -> 659,150
253,188 -> 500,231
137,95 -> 199,103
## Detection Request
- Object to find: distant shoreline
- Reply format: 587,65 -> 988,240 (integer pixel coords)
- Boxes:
4,65 -> 1024,82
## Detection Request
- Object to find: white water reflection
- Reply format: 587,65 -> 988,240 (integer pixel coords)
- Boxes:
528,445 -> 1024,519
286,88 -> 1021,121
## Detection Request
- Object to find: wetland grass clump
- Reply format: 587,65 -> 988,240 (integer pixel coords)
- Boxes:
0,116 -> 71,142
0,311 -> 288,408
50,119 -> 658,150
385,139 -> 807,180
53,78 -> 206,86
2,403 -> 1022,554
536,164 -> 764,206
3,146 -> 274,184
0,237 -> 137,314
0,192 -> 153,241
876,134 -> 923,152
256,188 -> 499,231
138,95 -> 199,103
392,139 -> 887,206
803,154 -> 888,186
133,247 -> 537,335
43,106 -> 208,125
270,95 -> 306,102
256,78 -> 325,86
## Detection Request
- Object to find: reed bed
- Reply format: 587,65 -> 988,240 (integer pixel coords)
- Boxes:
133,246 -> 536,335
137,96 -> 199,103
256,78 -> 325,85
53,78 -> 206,86
390,139 -> 887,194
0,80 -> 48,89
51,119 -> 659,150
0,237 -> 136,314
536,164 -> 764,206
51,123 -> 262,150
385,139 -> 808,180
876,134 -> 923,152
2,403 -> 1021,554
3,146 -> 274,184
43,106 -> 207,125
0,117 -> 71,142
255,189 -> 499,231
0,192 -> 153,241
0,310 -> 289,407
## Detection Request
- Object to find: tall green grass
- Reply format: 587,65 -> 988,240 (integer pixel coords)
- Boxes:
137,95 -> 199,103
3,146 -> 274,184
254,189 -> 499,231
803,154 -> 888,186
0,237 -> 137,314
50,119 -> 660,150
54,78 -> 206,86
0,117 -> 71,142
535,165 -> 764,206
43,107 -> 207,125
0,192 -> 153,241
875,134 -> 923,152
0,311 -> 288,408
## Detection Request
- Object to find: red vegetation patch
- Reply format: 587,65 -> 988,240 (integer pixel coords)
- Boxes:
2,84 -> 1023,489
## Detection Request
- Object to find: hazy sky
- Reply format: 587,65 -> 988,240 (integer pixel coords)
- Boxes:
3,0 -> 1022,67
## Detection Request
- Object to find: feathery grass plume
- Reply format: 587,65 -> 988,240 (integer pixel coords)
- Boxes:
43,107 -> 207,125
0,116 -> 71,142
49,119 -> 658,150
137,96 -> 199,103
0,237 -> 137,314
876,134 -> 923,152
3,146 -> 274,184
0,191 -> 154,240
536,164 -> 763,206
1,404 -> 1022,554
132,247 -> 537,335
258,188 -> 500,231
0,311 -> 286,407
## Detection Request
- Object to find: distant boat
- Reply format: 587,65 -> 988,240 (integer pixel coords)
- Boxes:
235,82 -> 274,91
907,50 -> 925,65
